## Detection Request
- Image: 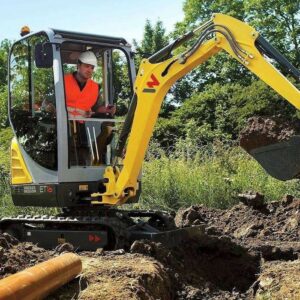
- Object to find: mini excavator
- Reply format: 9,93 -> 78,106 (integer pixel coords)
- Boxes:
1,14 -> 300,250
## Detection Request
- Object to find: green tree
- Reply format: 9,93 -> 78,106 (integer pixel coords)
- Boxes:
179,0 -> 245,28
0,39 -> 11,88
169,0 -> 252,104
245,0 -> 300,67
0,88 -> 8,127
133,19 -> 169,66
0,39 -> 11,127
111,50 -> 133,116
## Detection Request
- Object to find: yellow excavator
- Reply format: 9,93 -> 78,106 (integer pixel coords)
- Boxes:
2,14 -> 300,250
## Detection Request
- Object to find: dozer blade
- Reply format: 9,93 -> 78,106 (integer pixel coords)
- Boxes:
249,135 -> 300,181
129,225 -> 206,248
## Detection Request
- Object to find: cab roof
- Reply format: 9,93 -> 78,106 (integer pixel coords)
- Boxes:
51,29 -> 129,46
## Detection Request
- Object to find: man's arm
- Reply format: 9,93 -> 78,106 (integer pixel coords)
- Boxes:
92,85 -> 116,116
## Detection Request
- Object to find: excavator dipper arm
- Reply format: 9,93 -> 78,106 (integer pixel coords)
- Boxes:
94,13 -> 300,205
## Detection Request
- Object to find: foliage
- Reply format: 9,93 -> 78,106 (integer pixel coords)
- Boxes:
244,0 -> 300,67
133,19 -> 176,116
0,39 -> 11,89
0,127 -> 13,202
0,39 -> 11,128
0,87 -> 8,127
0,128 -> 13,169
111,50 -> 133,116
133,20 -> 169,63
178,0 -> 299,54
154,80 -> 297,148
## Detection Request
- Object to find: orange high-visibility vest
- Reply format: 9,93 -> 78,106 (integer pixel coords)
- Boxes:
64,74 -> 98,117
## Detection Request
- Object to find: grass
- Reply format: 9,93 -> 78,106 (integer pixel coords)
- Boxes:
138,141 -> 300,211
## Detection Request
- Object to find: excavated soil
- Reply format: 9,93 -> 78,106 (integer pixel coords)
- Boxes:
1,193 -> 300,299
0,233 -> 53,279
239,116 -> 300,152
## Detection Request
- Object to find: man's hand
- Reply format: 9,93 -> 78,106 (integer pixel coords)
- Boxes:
95,104 -> 116,116
84,110 -> 94,118
106,104 -> 116,115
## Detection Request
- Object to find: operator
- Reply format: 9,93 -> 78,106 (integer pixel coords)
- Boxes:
65,51 -> 115,118
41,51 -> 116,116
64,51 -> 115,165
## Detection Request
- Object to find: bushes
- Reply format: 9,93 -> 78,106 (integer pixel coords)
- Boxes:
0,127 -> 13,177
0,127 -> 12,211
154,80 -> 298,149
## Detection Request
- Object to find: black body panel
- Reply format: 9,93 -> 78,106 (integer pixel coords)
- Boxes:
11,181 -> 140,207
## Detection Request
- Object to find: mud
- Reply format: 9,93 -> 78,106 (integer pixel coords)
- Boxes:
0,194 -> 300,299
239,116 -> 300,151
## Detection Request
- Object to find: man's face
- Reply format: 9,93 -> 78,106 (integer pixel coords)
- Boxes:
77,63 -> 95,81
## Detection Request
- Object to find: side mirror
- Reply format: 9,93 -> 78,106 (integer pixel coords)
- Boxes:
35,43 -> 53,68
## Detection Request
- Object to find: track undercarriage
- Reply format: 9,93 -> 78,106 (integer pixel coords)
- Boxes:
0,208 -> 204,250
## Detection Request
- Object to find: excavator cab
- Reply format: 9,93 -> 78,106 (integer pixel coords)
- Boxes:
8,15 -> 300,212
8,29 -> 138,207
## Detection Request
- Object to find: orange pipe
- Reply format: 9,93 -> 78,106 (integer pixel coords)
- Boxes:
0,253 -> 82,300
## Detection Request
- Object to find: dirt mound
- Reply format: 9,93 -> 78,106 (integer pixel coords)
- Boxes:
171,194 -> 300,298
1,194 -> 300,299
175,193 -> 300,260
239,116 -> 300,152
79,255 -> 171,300
255,260 -> 300,299
0,232 -> 53,279
47,252 -> 172,300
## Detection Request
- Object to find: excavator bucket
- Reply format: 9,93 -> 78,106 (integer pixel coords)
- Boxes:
248,135 -> 300,181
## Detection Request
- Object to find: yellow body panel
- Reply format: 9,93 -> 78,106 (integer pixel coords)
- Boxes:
96,13 -> 300,205
10,137 -> 32,184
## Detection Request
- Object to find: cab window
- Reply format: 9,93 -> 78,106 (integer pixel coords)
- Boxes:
9,33 -> 57,170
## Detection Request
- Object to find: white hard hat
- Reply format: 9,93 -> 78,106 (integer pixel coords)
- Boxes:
78,51 -> 97,67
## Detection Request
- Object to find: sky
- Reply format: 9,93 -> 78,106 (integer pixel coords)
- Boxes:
0,0 -> 185,44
